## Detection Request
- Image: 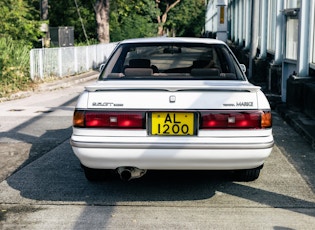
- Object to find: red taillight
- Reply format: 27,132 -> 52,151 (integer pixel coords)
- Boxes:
200,111 -> 271,129
73,110 -> 145,128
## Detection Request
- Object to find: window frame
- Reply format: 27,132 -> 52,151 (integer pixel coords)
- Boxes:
284,16 -> 299,61
311,0 -> 315,66
267,0 -> 277,53
99,42 -> 246,81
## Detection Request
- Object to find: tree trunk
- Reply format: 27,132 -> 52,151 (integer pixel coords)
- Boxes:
40,0 -> 49,20
95,0 -> 110,43
156,0 -> 181,36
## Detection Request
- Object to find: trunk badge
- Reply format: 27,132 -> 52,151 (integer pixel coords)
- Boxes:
169,95 -> 176,103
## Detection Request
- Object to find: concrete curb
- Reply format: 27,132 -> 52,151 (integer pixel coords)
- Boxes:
36,71 -> 98,92
0,71 -> 98,103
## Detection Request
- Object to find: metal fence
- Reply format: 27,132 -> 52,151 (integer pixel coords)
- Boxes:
30,43 -> 117,80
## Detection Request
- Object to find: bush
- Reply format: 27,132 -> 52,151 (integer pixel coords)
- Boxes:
0,37 -> 34,98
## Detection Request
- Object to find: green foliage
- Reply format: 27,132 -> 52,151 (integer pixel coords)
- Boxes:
167,0 -> 206,37
110,0 -> 205,40
0,0 -> 43,47
49,0 -> 205,43
0,0 -> 42,97
110,0 -> 158,41
0,37 -> 33,97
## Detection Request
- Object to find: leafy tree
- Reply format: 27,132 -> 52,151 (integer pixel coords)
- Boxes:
166,0 -> 205,37
110,0 -> 158,41
0,0 -> 43,47
48,0 -> 206,43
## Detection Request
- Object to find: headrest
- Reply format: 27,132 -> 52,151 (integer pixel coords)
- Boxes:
192,60 -> 210,68
129,59 -> 151,68
124,68 -> 153,76
191,68 -> 220,77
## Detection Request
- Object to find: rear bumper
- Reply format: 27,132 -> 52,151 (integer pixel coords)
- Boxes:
70,135 -> 274,170
71,139 -> 274,150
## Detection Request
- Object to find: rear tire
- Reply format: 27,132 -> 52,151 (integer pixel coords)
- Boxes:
81,164 -> 110,182
233,166 -> 263,181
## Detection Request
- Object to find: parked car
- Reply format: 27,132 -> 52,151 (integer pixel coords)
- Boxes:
71,37 -> 273,182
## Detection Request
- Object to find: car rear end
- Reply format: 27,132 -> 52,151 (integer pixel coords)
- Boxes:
70,37 -> 273,181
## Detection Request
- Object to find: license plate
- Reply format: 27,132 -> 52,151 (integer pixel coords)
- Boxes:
150,112 -> 195,136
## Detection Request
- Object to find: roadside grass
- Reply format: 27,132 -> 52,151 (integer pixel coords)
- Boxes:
0,37 -> 38,98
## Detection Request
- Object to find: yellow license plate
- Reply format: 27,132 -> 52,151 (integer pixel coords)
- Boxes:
151,112 -> 195,135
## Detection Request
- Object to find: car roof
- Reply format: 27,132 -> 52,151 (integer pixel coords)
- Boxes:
118,37 -> 226,45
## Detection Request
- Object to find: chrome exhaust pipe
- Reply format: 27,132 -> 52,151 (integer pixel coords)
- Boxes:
117,167 -> 147,181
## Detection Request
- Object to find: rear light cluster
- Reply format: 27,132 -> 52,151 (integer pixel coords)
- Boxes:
200,110 -> 272,129
73,111 -> 145,129
73,110 -> 271,129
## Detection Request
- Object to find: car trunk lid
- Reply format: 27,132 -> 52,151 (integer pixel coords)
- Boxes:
86,80 -> 259,110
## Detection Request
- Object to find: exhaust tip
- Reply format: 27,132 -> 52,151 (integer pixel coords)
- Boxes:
120,169 -> 132,181
117,167 -> 147,181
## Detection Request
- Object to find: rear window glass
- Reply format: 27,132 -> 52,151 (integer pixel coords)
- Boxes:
99,43 -> 246,81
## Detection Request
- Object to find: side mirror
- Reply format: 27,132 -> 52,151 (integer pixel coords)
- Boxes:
99,64 -> 105,72
240,64 -> 246,73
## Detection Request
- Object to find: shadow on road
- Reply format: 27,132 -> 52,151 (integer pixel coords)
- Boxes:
0,95 -> 79,181
272,113 -> 315,193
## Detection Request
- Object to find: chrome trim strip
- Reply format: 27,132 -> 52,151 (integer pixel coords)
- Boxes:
70,140 -> 274,150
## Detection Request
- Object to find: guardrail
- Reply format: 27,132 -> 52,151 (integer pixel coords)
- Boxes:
30,43 -> 117,80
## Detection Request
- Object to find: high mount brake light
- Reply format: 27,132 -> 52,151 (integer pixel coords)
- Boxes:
200,111 -> 272,129
73,110 -> 145,128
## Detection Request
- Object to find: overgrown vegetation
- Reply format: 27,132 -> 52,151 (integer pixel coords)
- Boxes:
0,0 -> 42,98
0,37 -> 35,98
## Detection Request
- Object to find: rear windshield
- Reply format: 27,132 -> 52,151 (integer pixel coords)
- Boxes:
99,43 -> 246,81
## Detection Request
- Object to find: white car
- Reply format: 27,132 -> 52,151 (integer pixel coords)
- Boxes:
71,37 -> 273,182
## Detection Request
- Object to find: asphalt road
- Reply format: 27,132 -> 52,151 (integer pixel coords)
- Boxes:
0,77 -> 315,229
